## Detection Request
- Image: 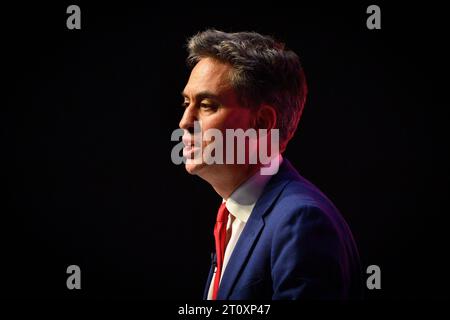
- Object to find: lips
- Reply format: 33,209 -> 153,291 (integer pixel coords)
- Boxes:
182,137 -> 194,147
183,144 -> 201,159
183,133 -> 204,148
182,134 -> 196,158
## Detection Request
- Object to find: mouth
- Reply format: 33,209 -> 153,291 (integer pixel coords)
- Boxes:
182,136 -> 199,158
182,131 -> 204,159
183,144 -> 200,158
182,138 -> 194,147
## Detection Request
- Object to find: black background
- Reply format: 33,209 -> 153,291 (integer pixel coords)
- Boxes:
2,1 -> 449,300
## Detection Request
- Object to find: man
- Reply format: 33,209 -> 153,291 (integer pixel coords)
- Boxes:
178,29 -> 362,299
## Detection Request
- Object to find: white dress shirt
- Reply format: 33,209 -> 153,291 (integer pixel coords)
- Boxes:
207,157 -> 282,299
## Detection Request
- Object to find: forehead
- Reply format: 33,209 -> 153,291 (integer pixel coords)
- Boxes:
183,57 -> 233,97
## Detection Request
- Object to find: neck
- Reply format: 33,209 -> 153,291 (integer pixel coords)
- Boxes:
206,164 -> 261,200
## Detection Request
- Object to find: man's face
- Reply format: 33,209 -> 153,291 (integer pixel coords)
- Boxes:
179,57 -> 254,177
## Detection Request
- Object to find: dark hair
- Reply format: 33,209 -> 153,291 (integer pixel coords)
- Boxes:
186,29 -> 308,144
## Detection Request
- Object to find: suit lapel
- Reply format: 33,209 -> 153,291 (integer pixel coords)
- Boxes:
217,160 -> 296,299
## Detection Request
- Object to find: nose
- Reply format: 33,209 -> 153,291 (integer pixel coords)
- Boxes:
179,105 -> 197,135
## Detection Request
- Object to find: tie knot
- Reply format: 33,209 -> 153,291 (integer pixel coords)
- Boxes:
216,202 -> 229,223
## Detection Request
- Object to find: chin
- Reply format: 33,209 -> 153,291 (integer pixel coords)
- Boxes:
184,162 -> 206,175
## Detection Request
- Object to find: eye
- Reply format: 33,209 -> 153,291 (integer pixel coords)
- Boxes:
181,101 -> 189,108
200,101 -> 218,110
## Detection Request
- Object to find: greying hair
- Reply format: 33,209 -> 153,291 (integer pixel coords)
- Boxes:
186,29 -> 308,145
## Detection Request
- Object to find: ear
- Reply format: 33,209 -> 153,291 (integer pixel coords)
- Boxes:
255,105 -> 290,154
255,104 -> 277,130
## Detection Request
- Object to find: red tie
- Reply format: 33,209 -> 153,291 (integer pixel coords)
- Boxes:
212,202 -> 229,300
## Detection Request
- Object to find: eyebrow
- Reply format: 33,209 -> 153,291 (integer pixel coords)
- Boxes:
181,90 -> 221,101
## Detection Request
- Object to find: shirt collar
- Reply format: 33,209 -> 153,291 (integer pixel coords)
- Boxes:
224,155 -> 283,223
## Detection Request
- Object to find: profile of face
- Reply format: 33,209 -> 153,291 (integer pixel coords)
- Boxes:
179,57 -> 256,183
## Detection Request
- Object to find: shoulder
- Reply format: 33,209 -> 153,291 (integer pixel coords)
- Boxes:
265,171 -> 355,246
264,158 -> 341,218
271,175 -> 341,221
258,158 -> 355,244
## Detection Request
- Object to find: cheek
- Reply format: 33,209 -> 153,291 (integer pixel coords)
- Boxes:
200,108 -> 254,139
223,109 -> 254,130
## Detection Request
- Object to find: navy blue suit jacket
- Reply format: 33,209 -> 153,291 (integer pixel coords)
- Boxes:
203,159 -> 362,300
